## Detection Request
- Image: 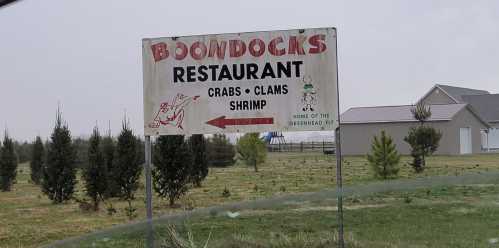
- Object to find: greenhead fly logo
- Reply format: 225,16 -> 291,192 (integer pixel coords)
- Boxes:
301,75 -> 317,111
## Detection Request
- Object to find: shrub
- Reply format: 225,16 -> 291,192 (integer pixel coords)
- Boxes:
124,205 -> 138,219
280,186 -> 286,192
236,133 -> 267,172
404,195 -> 413,204
366,131 -> 401,179
221,186 -> 231,198
106,202 -> 117,216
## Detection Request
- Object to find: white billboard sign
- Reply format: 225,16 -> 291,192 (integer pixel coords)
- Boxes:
142,28 -> 338,135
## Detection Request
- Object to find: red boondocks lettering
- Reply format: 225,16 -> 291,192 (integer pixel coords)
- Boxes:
151,33 -> 327,62
308,34 -> 327,54
190,41 -> 207,60
208,40 -> 227,59
288,36 -> 306,55
268,37 -> 285,56
174,42 -> 188,60
248,39 -> 265,57
151,42 -> 168,61
229,40 -> 246,58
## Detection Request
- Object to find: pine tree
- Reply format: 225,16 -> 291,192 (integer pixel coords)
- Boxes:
135,137 -> 145,166
83,127 -> 108,211
113,120 -> 141,210
42,110 -> 77,203
30,136 -> 44,185
153,135 -> 192,207
206,134 -> 235,167
404,126 -> 442,173
102,130 -> 119,197
404,103 -> 442,173
411,102 -> 432,125
188,134 -> 208,187
367,131 -> 401,179
0,132 -> 18,191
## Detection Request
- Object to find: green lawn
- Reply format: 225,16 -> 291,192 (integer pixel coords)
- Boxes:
54,185 -> 499,248
1,153 -> 499,247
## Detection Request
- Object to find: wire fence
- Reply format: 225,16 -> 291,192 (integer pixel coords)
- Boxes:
45,171 -> 499,248
267,141 -> 336,153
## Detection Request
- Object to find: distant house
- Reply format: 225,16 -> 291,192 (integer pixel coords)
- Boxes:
419,84 -> 489,105
419,84 -> 499,150
341,84 -> 497,155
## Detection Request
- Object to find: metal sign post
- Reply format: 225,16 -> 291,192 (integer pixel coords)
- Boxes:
335,128 -> 344,248
144,136 -> 154,248
334,31 -> 345,248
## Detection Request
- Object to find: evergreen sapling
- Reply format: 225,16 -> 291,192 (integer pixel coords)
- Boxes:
367,130 -> 401,179
42,110 -> 77,203
0,132 -> 18,191
83,127 -> 108,211
113,120 -> 141,218
153,135 -> 192,207
30,136 -> 44,185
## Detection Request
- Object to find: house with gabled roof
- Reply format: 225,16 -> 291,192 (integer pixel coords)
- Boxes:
340,84 -> 498,155
419,84 -> 499,150
461,94 -> 499,126
419,84 -> 489,104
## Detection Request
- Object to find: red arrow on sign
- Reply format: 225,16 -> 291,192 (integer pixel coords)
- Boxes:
206,116 -> 274,129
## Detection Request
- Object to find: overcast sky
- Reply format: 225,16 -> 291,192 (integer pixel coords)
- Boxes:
1,0 -> 499,141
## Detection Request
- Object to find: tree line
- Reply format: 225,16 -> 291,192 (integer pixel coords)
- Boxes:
0,109 -> 245,218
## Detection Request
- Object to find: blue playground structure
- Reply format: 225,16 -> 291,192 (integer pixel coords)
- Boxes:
262,132 -> 286,145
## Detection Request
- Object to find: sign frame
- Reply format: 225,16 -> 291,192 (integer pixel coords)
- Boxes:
142,27 -> 339,136
141,27 -> 344,248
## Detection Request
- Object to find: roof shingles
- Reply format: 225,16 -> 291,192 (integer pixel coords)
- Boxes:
341,104 -> 467,124
462,94 -> 499,122
437,84 -> 489,103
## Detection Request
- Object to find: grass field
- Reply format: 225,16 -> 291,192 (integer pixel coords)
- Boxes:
1,152 -> 499,247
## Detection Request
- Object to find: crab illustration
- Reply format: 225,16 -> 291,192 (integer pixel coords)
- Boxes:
149,93 -> 200,130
